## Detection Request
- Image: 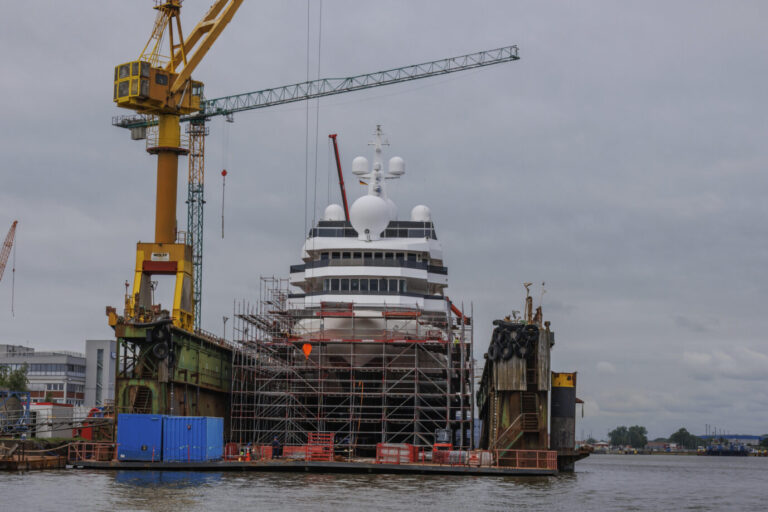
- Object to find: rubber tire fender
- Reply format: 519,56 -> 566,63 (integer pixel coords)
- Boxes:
500,330 -> 516,360
487,342 -> 501,361
152,342 -> 169,360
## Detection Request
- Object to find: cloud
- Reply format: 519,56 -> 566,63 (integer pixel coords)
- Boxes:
674,315 -> 717,333
596,361 -> 616,375
684,348 -> 768,382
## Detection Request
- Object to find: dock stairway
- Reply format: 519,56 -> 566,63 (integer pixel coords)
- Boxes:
132,386 -> 152,414
521,392 -> 539,432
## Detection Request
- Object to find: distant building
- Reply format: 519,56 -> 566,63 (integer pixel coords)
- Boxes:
700,435 -> 764,447
84,340 -> 116,407
0,344 -> 86,405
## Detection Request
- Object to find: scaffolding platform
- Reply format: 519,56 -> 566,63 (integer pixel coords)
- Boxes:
230,277 -> 475,456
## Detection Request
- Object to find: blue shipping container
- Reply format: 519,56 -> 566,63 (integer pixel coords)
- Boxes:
162,416 -> 223,462
117,413 -> 164,462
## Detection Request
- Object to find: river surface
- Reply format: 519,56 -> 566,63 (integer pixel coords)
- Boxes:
1,455 -> 766,511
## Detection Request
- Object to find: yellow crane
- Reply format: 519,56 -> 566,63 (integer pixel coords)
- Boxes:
110,0 -> 242,331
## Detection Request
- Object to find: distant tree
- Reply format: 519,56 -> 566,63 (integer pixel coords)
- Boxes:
609,426 -> 630,446
586,437 -> 597,445
652,437 -> 668,443
760,437 -> 768,449
628,425 -> 648,449
669,428 -> 703,450
0,364 -> 28,391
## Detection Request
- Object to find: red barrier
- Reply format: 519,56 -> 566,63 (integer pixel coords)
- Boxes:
375,443 -> 417,464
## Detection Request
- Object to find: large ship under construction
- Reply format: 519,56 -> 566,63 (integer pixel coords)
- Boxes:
230,126 -> 474,455
103,126 -> 587,473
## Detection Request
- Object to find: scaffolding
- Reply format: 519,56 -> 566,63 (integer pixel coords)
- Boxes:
230,277 -> 474,456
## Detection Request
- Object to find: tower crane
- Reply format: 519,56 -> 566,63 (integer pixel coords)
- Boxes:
112,38 -> 520,330
109,0 -> 242,332
0,221 -> 18,283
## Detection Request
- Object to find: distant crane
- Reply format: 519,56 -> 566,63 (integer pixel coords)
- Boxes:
1,221 -> 18,316
113,38 -> 521,329
0,221 -> 18,283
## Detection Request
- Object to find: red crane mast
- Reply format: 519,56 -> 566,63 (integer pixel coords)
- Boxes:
328,134 -> 350,222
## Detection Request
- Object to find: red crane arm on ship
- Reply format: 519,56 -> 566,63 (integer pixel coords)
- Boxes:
329,134 -> 350,222
445,296 -> 470,325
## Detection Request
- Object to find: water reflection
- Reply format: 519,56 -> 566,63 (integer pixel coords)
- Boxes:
114,470 -> 223,488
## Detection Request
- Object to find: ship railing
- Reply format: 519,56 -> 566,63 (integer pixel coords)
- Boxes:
67,441 -> 116,463
494,449 -> 557,470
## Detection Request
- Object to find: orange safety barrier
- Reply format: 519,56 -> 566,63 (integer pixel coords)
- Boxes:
68,442 -> 116,463
307,433 -> 334,461
375,443 -> 418,464
494,449 -> 557,470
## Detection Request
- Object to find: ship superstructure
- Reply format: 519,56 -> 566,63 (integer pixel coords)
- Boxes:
230,126 -> 474,455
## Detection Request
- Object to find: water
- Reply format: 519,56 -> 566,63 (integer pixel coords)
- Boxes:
1,455 -> 766,511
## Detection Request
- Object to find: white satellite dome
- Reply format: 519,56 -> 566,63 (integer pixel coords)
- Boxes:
410,204 -> 431,222
352,156 -> 369,176
385,198 -> 398,220
388,156 -> 405,176
323,203 -> 345,221
350,195 -> 390,241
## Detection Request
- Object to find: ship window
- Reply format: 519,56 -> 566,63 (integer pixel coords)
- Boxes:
341,279 -> 349,291
370,279 -> 378,292
399,280 -> 406,292
384,252 -> 394,260
331,252 -> 340,260
416,255 -> 422,262
407,253 -> 417,262
342,252 -> 351,259
331,279 -> 339,291
323,279 -> 329,291
389,279 -> 398,292
364,252 -> 373,260
353,252 -> 362,259
379,279 -> 388,292
320,252 -> 329,261
374,252 -> 383,260
360,279 -> 368,292
396,252 -> 404,261
351,279 -> 359,291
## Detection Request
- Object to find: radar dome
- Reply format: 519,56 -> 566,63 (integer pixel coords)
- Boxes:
323,204 -> 345,221
350,195 -> 390,241
388,156 -> 405,176
410,205 -> 431,222
352,156 -> 369,176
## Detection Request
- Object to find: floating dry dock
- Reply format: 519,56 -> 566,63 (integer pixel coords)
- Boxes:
70,458 -> 557,476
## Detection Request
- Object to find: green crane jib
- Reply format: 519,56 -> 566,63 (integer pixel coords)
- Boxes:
112,44 -> 520,328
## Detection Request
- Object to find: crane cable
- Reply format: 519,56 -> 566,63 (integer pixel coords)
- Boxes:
311,0 -> 323,229
303,0 -> 311,238
11,234 -> 16,317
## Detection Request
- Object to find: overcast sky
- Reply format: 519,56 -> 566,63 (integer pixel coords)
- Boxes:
1,1 -> 766,440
